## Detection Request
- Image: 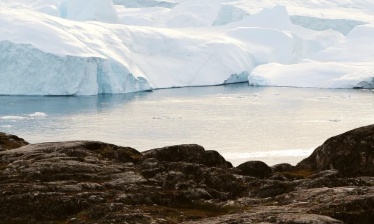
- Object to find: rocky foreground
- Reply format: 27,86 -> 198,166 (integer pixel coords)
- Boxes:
1,125 -> 374,224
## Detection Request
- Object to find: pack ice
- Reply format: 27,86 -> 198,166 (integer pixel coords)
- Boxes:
0,0 -> 374,95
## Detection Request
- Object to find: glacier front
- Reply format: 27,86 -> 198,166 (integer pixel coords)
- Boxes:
0,0 -> 374,95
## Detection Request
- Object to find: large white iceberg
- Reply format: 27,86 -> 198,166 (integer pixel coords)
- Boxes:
248,24 -> 374,89
0,0 -> 373,95
0,3 -> 345,95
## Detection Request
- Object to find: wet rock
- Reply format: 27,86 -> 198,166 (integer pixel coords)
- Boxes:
0,132 -> 29,151
236,161 -> 273,179
297,124 -> 374,176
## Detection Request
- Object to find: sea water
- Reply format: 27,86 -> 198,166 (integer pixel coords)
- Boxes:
1,84 -> 373,166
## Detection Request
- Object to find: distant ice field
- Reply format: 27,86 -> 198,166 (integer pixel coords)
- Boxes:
1,84 -> 374,166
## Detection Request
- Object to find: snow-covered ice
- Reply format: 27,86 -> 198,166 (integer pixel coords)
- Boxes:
1,0 -> 374,95
248,23 -> 374,89
62,0 -> 120,23
29,112 -> 47,117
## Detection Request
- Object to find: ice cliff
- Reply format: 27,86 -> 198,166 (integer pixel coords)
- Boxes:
0,0 -> 374,95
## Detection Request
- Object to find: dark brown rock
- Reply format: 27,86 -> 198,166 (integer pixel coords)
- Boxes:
0,132 -> 28,151
272,163 -> 295,172
297,124 -> 374,176
203,150 -> 233,168
143,144 -> 232,168
137,158 -> 165,178
250,181 -> 292,198
236,161 -> 273,179
1,125 -> 374,224
142,144 -> 206,163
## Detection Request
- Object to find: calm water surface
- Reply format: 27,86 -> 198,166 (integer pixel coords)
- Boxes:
1,84 -> 374,166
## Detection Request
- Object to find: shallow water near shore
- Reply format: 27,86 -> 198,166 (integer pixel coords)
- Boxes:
1,84 -> 374,166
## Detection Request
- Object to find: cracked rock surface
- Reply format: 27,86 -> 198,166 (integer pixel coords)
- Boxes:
1,124 -> 374,224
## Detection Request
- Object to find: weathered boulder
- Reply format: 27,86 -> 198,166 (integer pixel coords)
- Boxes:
203,150 -> 233,168
297,124 -> 374,176
0,141 -> 143,164
143,144 -> 232,168
0,132 -> 28,151
236,161 -> 273,179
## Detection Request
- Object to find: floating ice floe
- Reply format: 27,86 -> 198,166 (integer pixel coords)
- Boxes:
29,112 -> 47,117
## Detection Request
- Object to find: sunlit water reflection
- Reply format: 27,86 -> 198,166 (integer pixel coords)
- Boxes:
1,84 -> 373,166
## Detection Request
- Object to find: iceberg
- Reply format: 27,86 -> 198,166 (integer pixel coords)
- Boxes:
1,0 -> 374,95
4,0 -> 374,32
248,24 -> 374,89
29,112 -> 47,117
61,0 -> 120,23
1,3 -> 342,95
222,0 -> 374,35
